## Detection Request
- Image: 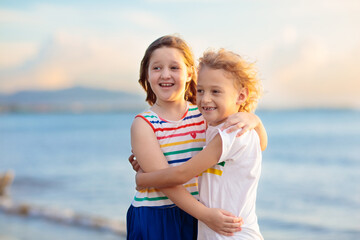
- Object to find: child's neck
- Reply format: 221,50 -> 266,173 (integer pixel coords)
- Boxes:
151,100 -> 188,121
207,109 -> 239,127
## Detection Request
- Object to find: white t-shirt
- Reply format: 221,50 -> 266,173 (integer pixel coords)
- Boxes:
198,123 -> 263,240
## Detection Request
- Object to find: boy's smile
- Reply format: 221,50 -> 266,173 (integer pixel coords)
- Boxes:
196,66 -> 247,126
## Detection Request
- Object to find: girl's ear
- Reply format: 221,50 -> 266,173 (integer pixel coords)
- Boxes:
236,87 -> 249,105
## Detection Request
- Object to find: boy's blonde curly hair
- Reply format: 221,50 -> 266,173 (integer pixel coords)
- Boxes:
198,48 -> 263,112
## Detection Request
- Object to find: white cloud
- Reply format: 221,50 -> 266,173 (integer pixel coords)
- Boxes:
0,32 -> 148,93
0,42 -> 38,68
1,0 -> 359,109
0,8 -> 32,23
259,36 -> 360,109
145,0 -> 227,2
282,25 -> 298,45
122,10 -> 172,31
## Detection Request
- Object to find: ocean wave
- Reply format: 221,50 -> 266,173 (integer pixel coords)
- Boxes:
259,216 -> 360,236
0,197 -> 126,237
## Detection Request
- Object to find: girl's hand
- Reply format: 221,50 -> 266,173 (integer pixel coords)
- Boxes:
221,112 -> 260,137
135,169 -> 145,191
200,208 -> 243,236
128,153 -> 141,172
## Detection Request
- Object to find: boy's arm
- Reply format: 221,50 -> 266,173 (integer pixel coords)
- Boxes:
136,134 -> 223,188
132,118 -> 241,236
221,112 -> 267,151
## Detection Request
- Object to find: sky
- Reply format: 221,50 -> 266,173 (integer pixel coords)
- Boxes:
1,0 -> 359,109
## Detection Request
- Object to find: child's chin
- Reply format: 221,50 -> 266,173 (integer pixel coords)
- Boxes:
207,120 -> 220,126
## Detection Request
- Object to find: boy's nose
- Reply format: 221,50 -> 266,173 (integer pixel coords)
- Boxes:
201,92 -> 211,103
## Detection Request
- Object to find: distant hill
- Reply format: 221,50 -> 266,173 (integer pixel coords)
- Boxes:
0,87 -> 147,113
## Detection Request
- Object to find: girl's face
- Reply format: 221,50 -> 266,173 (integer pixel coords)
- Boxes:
196,66 -> 247,126
148,47 -> 192,105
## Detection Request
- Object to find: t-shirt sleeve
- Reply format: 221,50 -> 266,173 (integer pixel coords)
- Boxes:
217,127 -> 247,163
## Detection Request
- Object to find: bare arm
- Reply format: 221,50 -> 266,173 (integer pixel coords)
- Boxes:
254,117 -> 267,151
164,184 -> 242,235
221,112 -> 268,151
131,118 -> 240,235
136,134 -> 223,188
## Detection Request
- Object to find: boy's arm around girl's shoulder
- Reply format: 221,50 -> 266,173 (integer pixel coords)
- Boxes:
136,133 -> 223,188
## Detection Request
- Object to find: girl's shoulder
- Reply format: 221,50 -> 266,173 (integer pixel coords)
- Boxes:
135,109 -> 159,121
131,110 -> 158,134
187,102 -> 199,111
132,109 -> 160,130
186,103 -> 202,117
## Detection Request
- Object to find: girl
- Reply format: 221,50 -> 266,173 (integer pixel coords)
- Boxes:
127,36 -> 267,240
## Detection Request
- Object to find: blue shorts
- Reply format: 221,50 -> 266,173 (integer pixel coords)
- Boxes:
126,205 -> 197,240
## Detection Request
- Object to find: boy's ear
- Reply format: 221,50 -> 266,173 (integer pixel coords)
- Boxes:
236,88 -> 249,105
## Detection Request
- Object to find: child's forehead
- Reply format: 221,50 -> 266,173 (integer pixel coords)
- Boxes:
198,66 -> 240,89
149,48 -> 185,64
151,47 -> 182,58
198,67 -> 233,81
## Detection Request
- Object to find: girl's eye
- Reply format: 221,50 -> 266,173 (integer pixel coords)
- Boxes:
197,89 -> 204,94
171,66 -> 180,70
153,66 -> 160,70
212,90 -> 220,94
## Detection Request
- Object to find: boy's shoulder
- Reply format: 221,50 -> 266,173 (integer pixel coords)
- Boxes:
219,129 -> 261,163
220,128 -> 260,149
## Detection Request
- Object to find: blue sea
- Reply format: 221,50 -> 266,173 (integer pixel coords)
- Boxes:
0,110 -> 359,240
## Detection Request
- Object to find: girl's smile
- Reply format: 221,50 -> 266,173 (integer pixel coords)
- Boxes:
147,47 -> 192,105
159,83 -> 175,87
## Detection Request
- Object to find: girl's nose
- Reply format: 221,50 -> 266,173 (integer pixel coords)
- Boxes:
161,68 -> 171,79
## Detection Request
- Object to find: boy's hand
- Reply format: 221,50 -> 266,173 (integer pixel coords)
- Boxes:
200,208 -> 243,236
221,112 -> 260,137
128,153 -> 141,172
135,169 -> 145,191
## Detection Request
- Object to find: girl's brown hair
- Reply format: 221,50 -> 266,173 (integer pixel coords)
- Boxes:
198,48 -> 263,112
139,35 -> 197,105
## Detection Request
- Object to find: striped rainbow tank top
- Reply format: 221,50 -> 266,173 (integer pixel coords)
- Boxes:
131,103 -> 206,207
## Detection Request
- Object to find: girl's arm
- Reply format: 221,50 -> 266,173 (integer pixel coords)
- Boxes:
131,118 -> 241,236
165,185 -> 242,235
136,134 -> 223,188
221,112 -> 267,151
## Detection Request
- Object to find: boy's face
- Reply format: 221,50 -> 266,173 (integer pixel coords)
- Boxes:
196,66 -> 247,126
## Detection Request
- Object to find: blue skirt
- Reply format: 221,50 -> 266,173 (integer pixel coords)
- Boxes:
126,205 -> 197,240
